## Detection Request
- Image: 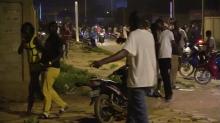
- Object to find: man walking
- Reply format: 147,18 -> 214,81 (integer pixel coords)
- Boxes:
92,12 -> 157,123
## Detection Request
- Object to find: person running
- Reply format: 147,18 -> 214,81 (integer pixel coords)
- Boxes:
40,22 -> 68,118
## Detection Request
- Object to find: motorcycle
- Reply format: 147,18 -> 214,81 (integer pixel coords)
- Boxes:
76,66 -> 128,123
194,51 -> 220,84
179,39 -> 207,77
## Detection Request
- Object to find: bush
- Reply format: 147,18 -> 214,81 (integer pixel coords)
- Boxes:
54,63 -> 94,94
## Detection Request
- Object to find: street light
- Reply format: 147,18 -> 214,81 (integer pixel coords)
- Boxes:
75,1 -> 79,42
169,0 -> 175,18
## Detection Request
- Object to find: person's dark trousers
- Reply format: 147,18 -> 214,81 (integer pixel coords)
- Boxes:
27,70 -> 42,113
126,88 -> 149,123
158,58 -> 173,100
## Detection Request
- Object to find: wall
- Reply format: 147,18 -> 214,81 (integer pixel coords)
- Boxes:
204,17 -> 220,48
0,0 -> 36,101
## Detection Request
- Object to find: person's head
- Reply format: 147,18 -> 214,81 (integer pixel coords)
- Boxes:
129,11 -> 150,31
206,30 -> 212,37
173,20 -> 179,30
48,21 -> 58,34
21,22 -> 35,42
155,19 -> 164,30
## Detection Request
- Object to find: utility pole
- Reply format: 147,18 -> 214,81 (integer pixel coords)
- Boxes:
172,0 -> 175,18
110,0 -> 113,16
169,0 -> 175,18
85,0 -> 87,22
201,0 -> 205,39
75,1 -> 79,42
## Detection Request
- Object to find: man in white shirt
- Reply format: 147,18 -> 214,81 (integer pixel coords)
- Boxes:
158,20 -> 174,101
179,27 -> 188,54
206,30 -> 216,52
92,13 -> 157,123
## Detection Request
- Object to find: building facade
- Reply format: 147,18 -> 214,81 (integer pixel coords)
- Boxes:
0,0 -> 36,101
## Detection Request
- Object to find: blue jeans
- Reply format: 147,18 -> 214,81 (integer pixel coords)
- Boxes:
126,88 -> 149,123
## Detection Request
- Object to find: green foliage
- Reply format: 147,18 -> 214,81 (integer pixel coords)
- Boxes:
109,64 -> 118,69
108,75 -> 122,83
54,63 -> 94,94
24,116 -> 39,123
88,47 -> 113,55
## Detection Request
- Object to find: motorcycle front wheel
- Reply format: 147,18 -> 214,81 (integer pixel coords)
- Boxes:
94,94 -> 114,123
179,63 -> 195,77
194,67 -> 212,85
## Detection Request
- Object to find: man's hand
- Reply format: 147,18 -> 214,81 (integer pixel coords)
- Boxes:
91,61 -> 103,68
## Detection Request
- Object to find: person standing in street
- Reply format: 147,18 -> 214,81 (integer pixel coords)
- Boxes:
18,22 -> 44,114
158,20 -> 175,101
91,12 -> 157,123
206,30 -> 216,53
40,22 -> 68,118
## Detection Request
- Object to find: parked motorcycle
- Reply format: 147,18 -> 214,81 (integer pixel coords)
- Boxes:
194,51 -> 220,84
76,66 -> 128,123
179,40 -> 207,77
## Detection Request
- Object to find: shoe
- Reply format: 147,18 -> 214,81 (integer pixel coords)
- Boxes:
59,106 -> 69,114
172,85 -> 180,90
165,96 -> 172,102
39,112 -> 49,119
39,112 -> 59,119
153,90 -> 163,97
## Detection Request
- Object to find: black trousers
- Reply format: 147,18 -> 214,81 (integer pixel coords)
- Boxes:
27,70 -> 42,112
158,58 -> 173,99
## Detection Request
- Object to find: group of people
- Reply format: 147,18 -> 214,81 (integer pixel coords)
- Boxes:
18,22 -> 68,118
91,11 -> 217,123
18,11 -> 217,122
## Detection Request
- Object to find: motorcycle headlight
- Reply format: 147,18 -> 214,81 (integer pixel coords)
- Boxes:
184,47 -> 191,53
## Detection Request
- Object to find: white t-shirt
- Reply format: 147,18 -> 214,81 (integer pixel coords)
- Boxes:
122,26 -> 128,39
179,28 -> 188,49
123,29 -> 157,88
208,37 -> 216,50
158,29 -> 174,58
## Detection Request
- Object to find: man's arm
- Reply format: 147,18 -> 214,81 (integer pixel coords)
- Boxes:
34,37 -> 45,52
92,49 -> 129,68
17,40 -> 26,54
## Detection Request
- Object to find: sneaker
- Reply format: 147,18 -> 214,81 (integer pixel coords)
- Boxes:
39,112 -> 59,119
165,96 -> 172,102
40,112 -> 49,119
59,106 -> 69,114
153,90 -> 163,97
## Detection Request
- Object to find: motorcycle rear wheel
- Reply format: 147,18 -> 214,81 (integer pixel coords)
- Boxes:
194,67 -> 212,85
94,94 -> 115,123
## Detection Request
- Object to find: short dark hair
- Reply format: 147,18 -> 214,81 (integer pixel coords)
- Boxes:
48,21 -> 58,33
129,11 -> 150,31
206,30 -> 212,36
21,22 -> 35,35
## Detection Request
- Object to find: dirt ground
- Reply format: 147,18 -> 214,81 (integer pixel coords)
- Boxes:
0,40 -> 220,123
